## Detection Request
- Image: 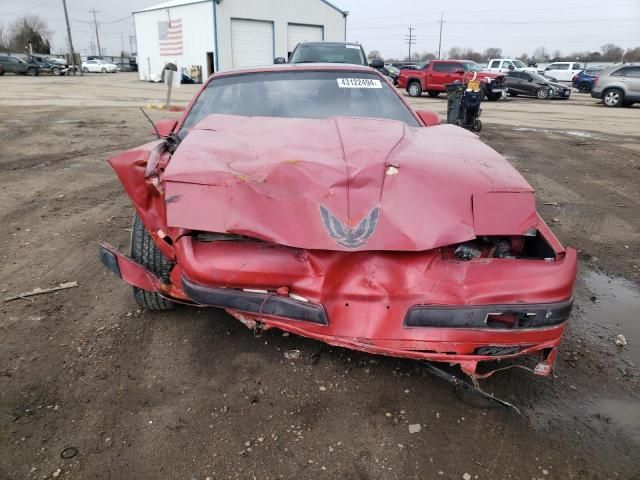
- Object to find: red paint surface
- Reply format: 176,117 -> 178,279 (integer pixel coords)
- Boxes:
103,64 -> 577,376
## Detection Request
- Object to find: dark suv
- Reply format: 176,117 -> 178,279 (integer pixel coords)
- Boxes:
276,42 -> 370,66
0,55 -> 40,76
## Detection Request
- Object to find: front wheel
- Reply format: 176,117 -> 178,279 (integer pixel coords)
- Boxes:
536,87 -> 549,99
578,82 -> 590,93
427,90 -> 440,97
130,213 -> 175,311
603,88 -> 623,107
51,67 -> 61,76
407,81 -> 422,97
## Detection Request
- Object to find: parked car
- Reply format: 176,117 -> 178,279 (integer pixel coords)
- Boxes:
276,41 -> 368,66
505,71 -> 572,99
571,67 -> 603,93
29,55 -> 63,75
397,60 -> 506,100
591,64 -> 640,107
0,55 -> 40,75
487,58 -> 537,74
543,62 -> 583,82
385,64 -> 400,84
99,63 -> 577,382
398,63 -> 425,70
82,59 -> 118,73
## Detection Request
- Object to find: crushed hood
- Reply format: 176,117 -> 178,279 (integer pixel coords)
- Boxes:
162,114 -> 536,251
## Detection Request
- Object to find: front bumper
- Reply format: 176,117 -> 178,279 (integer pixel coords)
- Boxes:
99,225 -> 577,377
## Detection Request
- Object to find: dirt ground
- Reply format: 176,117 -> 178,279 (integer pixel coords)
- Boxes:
1,73 -> 639,480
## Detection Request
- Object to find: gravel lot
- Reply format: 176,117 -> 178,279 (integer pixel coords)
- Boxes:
1,73 -> 639,480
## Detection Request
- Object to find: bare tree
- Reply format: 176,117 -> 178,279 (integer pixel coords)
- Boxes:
8,15 -> 52,53
367,49 -> 382,61
517,53 -> 529,62
600,43 -> 624,62
532,46 -> 549,61
483,47 -> 502,60
0,23 -> 9,53
447,46 -> 462,59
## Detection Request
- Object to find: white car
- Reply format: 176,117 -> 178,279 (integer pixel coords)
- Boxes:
487,58 -> 537,74
82,59 -> 118,73
543,62 -> 583,82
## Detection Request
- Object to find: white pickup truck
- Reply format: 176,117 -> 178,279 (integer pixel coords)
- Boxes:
487,59 -> 538,74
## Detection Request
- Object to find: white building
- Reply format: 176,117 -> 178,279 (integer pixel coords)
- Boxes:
133,0 -> 348,81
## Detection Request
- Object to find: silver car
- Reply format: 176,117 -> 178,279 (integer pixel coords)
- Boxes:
591,64 -> 640,107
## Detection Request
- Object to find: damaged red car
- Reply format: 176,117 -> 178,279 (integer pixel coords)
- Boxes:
100,64 -> 577,380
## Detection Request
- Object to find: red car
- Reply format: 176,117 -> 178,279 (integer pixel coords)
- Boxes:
397,60 -> 506,100
100,64 -> 576,380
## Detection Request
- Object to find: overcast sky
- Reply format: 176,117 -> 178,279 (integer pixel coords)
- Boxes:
1,0 -> 639,58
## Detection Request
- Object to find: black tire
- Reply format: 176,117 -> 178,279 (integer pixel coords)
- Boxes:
407,81 -> 422,97
486,92 -> 501,101
473,118 -> 482,132
51,67 -> 61,76
427,90 -> 440,97
130,213 -> 175,310
27,67 -> 37,76
578,82 -> 590,93
536,87 -> 549,99
603,88 -> 624,107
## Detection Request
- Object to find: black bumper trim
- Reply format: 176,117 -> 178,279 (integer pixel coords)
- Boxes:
182,277 -> 328,325
404,298 -> 573,329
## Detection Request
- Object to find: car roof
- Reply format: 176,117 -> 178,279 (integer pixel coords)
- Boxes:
211,63 -> 379,79
297,41 -> 362,47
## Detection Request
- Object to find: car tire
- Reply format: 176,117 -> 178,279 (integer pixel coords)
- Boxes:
27,67 -> 37,76
407,81 -> 422,97
486,92 -> 501,101
130,213 -> 175,311
578,82 -> 590,93
536,87 -> 549,99
51,67 -> 61,76
427,91 -> 440,97
101,67 -> 107,73
603,88 -> 624,107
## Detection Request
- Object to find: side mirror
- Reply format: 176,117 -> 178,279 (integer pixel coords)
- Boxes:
369,59 -> 384,68
153,118 -> 178,137
274,57 -> 286,64
416,110 -> 441,127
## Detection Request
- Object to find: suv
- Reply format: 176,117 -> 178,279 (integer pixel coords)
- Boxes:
572,67 -> 603,93
0,55 -> 40,76
277,42 -> 369,66
487,58 -> 537,74
30,55 -> 62,75
591,64 -> 640,107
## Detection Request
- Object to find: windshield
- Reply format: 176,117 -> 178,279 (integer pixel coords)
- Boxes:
181,71 -> 419,131
289,44 -> 367,65
513,60 -> 527,68
530,73 -> 549,82
463,62 -> 483,72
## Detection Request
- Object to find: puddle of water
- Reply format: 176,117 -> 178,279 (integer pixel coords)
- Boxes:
582,270 -> 640,364
591,398 -> 640,442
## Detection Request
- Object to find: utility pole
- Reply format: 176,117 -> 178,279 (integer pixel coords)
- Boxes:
129,35 -> 135,56
62,0 -> 82,75
90,9 -> 102,58
437,12 -> 444,60
404,25 -> 416,60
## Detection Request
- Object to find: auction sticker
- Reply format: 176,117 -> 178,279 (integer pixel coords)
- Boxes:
337,78 -> 382,88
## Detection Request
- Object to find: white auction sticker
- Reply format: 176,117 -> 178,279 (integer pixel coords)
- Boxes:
336,78 -> 382,89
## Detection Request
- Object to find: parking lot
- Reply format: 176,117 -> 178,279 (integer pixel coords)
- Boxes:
1,73 -> 639,479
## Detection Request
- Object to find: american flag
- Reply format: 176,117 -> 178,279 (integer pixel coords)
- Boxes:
158,18 -> 183,56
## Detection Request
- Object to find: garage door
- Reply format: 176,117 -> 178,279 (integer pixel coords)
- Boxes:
287,24 -> 323,54
231,19 -> 274,68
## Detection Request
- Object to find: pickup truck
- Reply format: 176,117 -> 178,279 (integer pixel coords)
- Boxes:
486,58 -> 538,74
397,60 -> 506,100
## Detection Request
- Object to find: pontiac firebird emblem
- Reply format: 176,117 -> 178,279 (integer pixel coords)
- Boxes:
319,204 -> 380,248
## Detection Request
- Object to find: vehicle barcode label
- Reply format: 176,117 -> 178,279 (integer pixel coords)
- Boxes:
336,78 -> 382,89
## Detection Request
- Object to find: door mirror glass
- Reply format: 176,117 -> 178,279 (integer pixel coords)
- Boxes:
274,57 -> 286,64
416,110 -> 441,126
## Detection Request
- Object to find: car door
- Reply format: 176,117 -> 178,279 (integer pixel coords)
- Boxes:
9,57 -> 27,73
430,62 -> 457,89
489,59 -> 501,72
501,60 -> 515,73
616,66 -> 640,98
546,63 -> 570,81
570,63 -> 583,81
506,72 -> 523,93
522,73 -> 540,95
